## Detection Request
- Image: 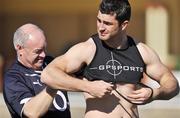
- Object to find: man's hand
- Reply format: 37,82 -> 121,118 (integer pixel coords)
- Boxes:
127,86 -> 153,105
87,80 -> 114,98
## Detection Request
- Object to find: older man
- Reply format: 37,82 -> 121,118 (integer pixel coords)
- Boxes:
3,23 -> 71,118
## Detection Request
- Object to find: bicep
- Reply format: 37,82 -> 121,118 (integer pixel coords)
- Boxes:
51,54 -> 84,74
145,60 -> 170,82
137,43 -> 170,82
50,42 -> 91,74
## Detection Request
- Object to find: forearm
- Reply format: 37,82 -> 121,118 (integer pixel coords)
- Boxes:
23,87 -> 57,118
41,66 -> 91,93
152,74 -> 179,100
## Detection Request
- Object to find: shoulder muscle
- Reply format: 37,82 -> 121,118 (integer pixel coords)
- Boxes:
50,38 -> 96,73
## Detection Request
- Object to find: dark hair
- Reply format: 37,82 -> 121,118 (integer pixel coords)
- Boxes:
99,0 -> 131,23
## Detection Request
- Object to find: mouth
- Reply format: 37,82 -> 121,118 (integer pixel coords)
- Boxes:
99,32 -> 108,37
37,58 -> 44,63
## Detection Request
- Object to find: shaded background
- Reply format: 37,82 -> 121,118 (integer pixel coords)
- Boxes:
0,0 -> 180,67
0,0 -> 179,118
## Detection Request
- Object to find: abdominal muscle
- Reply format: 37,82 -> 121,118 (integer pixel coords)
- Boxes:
84,83 -> 139,118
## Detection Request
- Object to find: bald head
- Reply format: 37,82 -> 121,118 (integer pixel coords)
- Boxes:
14,23 -> 47,69
13,23 -> 44,50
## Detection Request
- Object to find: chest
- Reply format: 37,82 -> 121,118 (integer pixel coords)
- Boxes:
84,42 -> 145,83
23,72 -> 45,95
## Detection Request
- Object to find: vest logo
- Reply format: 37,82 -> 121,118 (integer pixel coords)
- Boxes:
104,59 -> 122,76
90,52 -> 143,79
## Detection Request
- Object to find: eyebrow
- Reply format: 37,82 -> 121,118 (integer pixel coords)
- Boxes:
33,48 -> 44,53
97,17 -> 113,25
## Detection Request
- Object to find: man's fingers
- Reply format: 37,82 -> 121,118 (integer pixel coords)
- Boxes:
127,94 -> 142,100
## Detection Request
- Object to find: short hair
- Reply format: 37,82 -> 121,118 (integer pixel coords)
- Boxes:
13,28 -> 29,50
99,0 -> 131,23
13,23 -> 43,50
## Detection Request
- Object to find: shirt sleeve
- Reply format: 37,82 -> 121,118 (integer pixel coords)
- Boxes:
3,71 -> 34,117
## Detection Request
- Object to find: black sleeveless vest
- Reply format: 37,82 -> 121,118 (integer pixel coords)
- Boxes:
83,34 -> 145,84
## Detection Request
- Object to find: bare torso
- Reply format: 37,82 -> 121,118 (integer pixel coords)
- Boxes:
84,83 -> 139,118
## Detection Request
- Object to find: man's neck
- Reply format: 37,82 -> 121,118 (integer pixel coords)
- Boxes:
104,33 -> 128,49
17,57 -> 41,70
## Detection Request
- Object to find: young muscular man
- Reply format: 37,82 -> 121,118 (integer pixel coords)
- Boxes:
41,0 -> 179,118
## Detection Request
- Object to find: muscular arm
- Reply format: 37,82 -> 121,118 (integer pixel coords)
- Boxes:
22,87 -> 57,117
138,43 -> 179,100
41,39 -> 113,97
127,43 -> 179,104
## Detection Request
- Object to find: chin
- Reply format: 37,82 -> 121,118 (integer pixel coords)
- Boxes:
99,36 -> 109,41
36,62 -> 43,68
34,65 -> 43,70
98,33 -> 110,40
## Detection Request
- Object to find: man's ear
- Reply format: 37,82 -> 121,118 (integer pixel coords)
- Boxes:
16,45 -> 22,50
121,20 -> 129,31
16,45 -> 24,57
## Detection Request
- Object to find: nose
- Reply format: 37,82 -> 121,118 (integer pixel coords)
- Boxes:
98,23 -> 105,31
98,22 -> 105,30
39,50 -> 46,58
